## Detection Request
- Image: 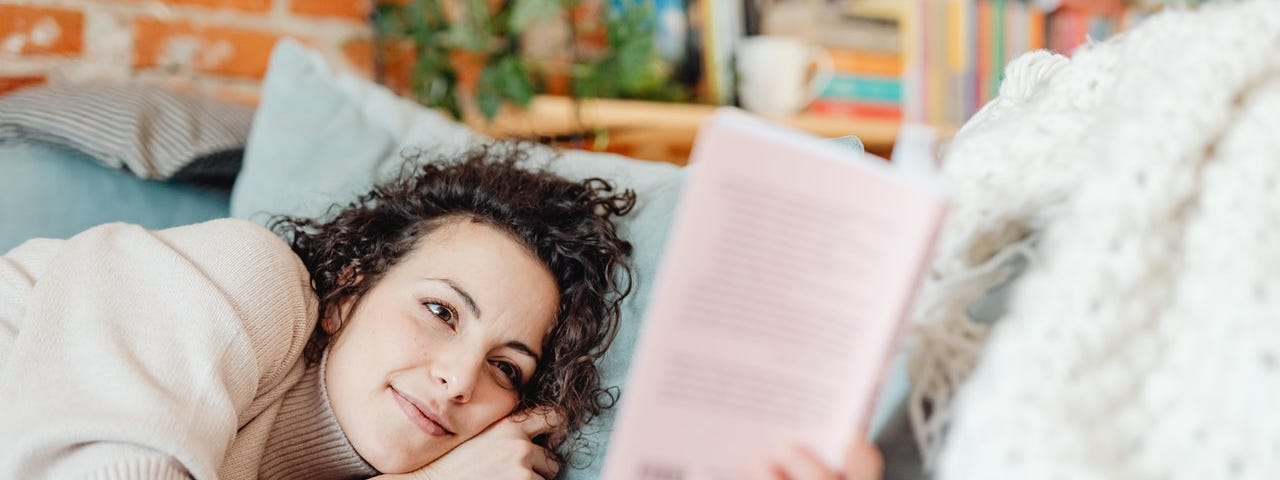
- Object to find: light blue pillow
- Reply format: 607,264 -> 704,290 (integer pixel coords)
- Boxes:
236,39 -> 898,477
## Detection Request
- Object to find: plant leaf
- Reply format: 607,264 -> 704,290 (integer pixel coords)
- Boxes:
476,64 -> 504,119
509,0 -> 560,33
497,55 -> 535,105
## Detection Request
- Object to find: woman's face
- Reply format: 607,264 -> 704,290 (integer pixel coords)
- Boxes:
324,218 -> 559,473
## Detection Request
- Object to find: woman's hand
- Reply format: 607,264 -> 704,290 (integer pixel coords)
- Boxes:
748,438 -> 883,480
377,408 -> 563,480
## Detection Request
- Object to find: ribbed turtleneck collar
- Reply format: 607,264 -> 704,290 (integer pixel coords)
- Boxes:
258,351 -> 379,480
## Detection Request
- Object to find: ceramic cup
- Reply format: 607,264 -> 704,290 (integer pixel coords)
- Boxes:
736,35 -> 834,116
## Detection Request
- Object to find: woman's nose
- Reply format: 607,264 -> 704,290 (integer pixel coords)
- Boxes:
435,354 -> 481,403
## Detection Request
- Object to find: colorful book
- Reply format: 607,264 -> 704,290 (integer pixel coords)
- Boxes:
808,99 -> 904,120
820,74 -> 903,103
818,14 -> 903,54
991,0 -> 1006,101
828,48 -> 904,77
601,109 -> 948,479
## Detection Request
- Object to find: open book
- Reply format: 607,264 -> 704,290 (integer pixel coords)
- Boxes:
601,109 -> 947,480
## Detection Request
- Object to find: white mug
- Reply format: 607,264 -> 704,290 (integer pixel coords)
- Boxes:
735,36 -> 834,116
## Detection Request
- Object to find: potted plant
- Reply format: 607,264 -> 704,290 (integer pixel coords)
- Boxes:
373,0 -> 690,121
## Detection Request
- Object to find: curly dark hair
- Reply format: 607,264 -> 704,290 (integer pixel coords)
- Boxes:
269,142 -> 634,469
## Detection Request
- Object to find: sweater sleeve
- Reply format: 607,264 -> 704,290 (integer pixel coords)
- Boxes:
0,219 -> 316,479
0,237 -> 61,371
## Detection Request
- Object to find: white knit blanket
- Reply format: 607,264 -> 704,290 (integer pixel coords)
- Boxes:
904,0 -> 1280,477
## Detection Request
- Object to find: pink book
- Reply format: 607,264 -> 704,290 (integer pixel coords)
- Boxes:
601,109 -> 948,479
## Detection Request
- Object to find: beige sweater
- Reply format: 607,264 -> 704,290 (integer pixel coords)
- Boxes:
0,219 -> 378,479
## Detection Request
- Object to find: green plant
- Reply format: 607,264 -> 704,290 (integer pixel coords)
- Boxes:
571,1 -> 689,102
374,0 -> 688,120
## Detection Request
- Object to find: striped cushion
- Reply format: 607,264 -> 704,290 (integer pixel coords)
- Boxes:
0,84 -> 254,182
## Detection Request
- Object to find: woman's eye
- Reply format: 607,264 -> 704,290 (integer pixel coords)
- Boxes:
423,301 -> 456,328
491,360 -> 523,390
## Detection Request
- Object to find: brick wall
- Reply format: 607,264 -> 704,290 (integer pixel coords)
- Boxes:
0,0 -> 378,103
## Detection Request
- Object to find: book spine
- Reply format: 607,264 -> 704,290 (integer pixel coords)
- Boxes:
927,0 -> 947,126
962,0 -> 972,120
1009,0 -> 1025,67
1071,10 -> 1087,54
902,0 -> 926,123
828,48 -> 905,77
809,99 -> 904,120
1029,5 -> 1046,51
990,0 -> 1005,101
976,0 -> 990,108
946,0 -> 962,126
820,74 -> 903,103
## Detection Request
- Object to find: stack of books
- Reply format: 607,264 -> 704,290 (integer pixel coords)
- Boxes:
811,45 -> 904,121
764,0 -> 906,121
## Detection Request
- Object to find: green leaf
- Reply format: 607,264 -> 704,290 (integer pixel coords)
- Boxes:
497,56 -> 535,105
373,3 -> 406,37
405,0 -> 429,28
446,20 -> 480,51
508,0 -> 560,33
476,65 -> 504,119
468,0 -> 496,49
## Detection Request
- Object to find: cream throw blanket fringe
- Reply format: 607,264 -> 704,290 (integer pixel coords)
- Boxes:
904,1 -> 1280,477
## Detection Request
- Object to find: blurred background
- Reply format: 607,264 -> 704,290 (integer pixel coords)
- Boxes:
0,0 -> 1199,162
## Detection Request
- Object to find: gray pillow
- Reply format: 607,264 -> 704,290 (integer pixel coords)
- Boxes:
0,84 -> 254,185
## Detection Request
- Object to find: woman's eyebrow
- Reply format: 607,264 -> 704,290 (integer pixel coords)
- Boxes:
430,277 -> 482,319
427,277 -> 540,363
505,341 -> 540,364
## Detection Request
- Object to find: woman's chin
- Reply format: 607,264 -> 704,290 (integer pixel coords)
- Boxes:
366,450 -> 437,475
353,432 -> 443,474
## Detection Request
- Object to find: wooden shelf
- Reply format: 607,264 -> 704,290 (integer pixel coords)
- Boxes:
469,95 -> 904,165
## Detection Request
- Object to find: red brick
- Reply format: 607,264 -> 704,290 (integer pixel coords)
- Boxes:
153,0 -> 272,13
134,19 -> 280,78
342,38 -> 375,78
291,0 -> 371,20
0,76 -> 46,95
342,37 -> 417,85
0,6 -> 84,56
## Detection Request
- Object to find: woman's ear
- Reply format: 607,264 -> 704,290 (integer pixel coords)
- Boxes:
323,268 -> 363,334
322,308 -> 345,334
324,289 -> 363,334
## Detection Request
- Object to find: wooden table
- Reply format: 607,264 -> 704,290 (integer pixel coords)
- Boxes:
469,95 -> 906,165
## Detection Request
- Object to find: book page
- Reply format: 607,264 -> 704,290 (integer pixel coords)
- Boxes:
603,109 -> 946,480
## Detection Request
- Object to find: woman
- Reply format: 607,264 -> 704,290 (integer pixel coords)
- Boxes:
0,143 -> 881,479
0,143 -> 632,479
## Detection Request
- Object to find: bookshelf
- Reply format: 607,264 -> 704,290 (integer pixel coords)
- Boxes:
467,1 -> 1158,166
903,0 -> 1163,128
472,95 -> 907,165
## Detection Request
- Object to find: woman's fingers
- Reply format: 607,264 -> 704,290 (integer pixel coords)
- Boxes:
500,409 -> 563,479
843,438 -> 884,480
745,460 -> 786,480
773,443 -> 840,480
529,445 -> 560,480
507,406 -> 566,439
748,440 -> 884,480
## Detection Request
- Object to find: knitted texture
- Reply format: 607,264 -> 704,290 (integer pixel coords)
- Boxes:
903,0 -> 1280,477
0,220 -> 372,479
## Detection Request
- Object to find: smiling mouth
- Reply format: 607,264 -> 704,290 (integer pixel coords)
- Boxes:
391,388 -> 455,437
